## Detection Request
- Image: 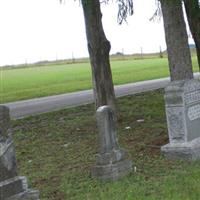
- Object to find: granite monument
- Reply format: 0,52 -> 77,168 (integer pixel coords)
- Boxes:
162,79 -> 200,160
0,105 -> 39,200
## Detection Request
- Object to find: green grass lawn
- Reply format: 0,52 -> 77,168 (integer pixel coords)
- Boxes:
13,90 -> 200,200
1,56 -> 198,103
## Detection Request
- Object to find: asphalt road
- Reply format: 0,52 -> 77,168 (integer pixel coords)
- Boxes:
4,73 -> 200,119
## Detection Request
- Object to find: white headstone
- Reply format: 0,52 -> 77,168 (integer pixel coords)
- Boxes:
91,106 -> 132,180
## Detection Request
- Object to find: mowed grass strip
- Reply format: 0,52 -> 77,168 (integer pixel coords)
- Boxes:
13,90 -> 200,200
1,56 -> 198,103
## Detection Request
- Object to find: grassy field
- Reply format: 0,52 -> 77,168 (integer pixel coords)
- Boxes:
13,89 -> 200,200
1,56 -> 198,103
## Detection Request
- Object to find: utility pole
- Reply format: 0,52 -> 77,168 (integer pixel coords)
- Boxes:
72,52 -> 75,63
140,47 -> 143,59
159,46 -> 163,58
122,48 -> 125,59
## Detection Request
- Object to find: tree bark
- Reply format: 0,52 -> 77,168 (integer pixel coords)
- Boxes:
160,0 -> 193,81
184,0 -> 200,69
81,0 -> 116,111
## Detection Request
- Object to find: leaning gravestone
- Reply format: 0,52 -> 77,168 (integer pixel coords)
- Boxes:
162,79 -> 200,160
0,105 -> 39,200
91,106 -> 132,180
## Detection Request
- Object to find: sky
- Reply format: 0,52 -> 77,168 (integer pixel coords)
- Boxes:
0,0 -> 194,66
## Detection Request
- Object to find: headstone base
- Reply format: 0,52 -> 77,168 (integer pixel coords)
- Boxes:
161,137 -> 200,161
0,176 -> 39,200
6,189 -> 39,200
91,159 -> 132,181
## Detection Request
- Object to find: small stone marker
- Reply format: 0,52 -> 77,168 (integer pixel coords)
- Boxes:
162,79 -> 200,160
0,105 -> 39,200
92,106 -> 132,180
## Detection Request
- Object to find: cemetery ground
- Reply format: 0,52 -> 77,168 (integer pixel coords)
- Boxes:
12,89 -> 200,200
1,56 -> 198,104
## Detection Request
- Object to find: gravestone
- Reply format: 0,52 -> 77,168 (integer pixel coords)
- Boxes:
0,105 -> 39,200
161,79 -> 200,160
91,106 -> 132,180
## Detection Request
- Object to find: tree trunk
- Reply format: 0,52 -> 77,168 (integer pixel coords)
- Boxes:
160,0 -> 193,81
184,0 -> 200,69
81,0 -> 116,111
